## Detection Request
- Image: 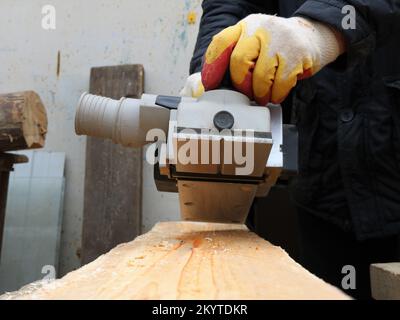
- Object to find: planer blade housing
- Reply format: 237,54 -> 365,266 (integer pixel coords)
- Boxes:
75,90 -> 297,223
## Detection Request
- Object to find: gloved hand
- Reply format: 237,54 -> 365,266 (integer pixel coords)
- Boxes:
179,72 -> 205,98
202,14 -> 345,105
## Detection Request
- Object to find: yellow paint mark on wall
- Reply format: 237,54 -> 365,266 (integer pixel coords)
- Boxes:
187,11 -> 197,25
56,50 -> 61,78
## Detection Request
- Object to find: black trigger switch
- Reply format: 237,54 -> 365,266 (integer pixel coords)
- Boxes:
155,95 -> 182,110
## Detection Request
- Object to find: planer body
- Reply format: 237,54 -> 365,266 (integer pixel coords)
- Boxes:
75,89 -> 298,223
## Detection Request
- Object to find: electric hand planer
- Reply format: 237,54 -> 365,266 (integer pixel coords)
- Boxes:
75,89 -> 298,224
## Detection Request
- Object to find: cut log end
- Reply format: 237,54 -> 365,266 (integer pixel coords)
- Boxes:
0,91 -> 48,151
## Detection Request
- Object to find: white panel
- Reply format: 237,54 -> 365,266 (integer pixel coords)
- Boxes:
0,151 -> 65,294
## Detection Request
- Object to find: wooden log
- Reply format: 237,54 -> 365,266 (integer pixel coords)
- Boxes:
81,65 -> 144,265
0,91 -> 47,151
2,222 -> 350,300
370,263 -> 400,300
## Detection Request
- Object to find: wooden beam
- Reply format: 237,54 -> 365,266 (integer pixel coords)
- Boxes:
0,91 -> 47,152
371,263 -> 400,300
3,222 -> 350,299
81,65 -> 144,265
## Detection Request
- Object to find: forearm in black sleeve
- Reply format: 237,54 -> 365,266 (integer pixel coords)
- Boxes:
190,0 -> 279,74
294,0 -> 400,67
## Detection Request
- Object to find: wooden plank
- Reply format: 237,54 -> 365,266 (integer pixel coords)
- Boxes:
2,222 -> 350,300
81,65 -> 144,265
370,263 -> 400,300
0,91 -> 47,151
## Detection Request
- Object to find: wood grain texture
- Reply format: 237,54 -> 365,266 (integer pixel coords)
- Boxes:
0,151 -> 65,293
81,65 -> 144,265
4,222 -> 350,300
370,263 -> 400,300
0,91 -> 47,151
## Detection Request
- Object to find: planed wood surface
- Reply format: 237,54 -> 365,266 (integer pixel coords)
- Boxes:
3,222 -> 350,300
0,91 -> 47,151
81,65 -> 144,265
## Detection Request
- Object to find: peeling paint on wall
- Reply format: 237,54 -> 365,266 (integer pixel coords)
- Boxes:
169,0 -> 200,67
0,0 -> 203,275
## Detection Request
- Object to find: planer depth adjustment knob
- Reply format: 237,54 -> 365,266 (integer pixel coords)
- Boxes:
213,110 -> 235,131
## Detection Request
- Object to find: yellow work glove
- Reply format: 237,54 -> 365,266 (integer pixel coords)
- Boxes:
202,14 -> 345,105
180,72 -> 205,98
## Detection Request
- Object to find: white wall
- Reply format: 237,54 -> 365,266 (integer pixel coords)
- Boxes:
0,0 -> 202,275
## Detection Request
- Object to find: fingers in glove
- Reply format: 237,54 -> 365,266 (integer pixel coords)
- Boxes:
229,28 -> 261,100
251,29 -> 277,106
180,73 -> 204,98
271,55 -> 314,104
202,24 -> 242,90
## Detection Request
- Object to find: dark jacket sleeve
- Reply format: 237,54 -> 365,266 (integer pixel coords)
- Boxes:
294,0 -> 400,67
189,0 -> 279,74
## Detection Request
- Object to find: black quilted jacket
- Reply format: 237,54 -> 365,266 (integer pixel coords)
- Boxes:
190,0 -> 400,240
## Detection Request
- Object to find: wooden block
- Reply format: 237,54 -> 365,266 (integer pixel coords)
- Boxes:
2,222 -> 350,300
370,263 -> 400,300
81,65 -> 144,265
0,91 -> 47,152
